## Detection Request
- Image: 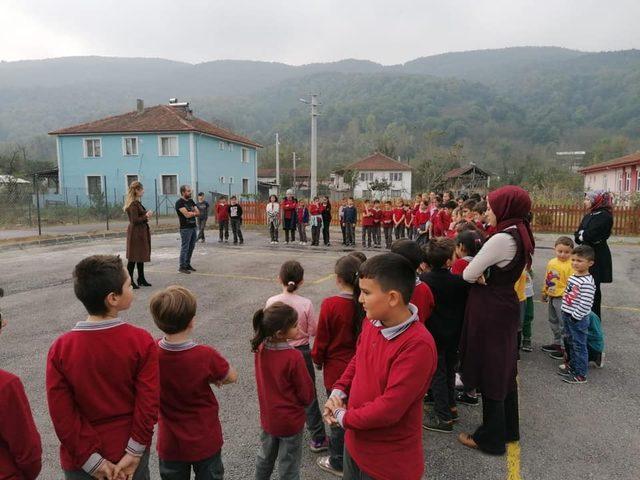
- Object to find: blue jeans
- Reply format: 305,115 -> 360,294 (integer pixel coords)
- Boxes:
563,312 -> 589,377
179,228 -> 197,268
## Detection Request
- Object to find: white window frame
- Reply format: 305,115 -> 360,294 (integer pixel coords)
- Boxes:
125,174 -> 139,191
219,176 -> 225,184
86,175 -> 104,196
602,174 -> 607,189
122,136 -> 139,156
228,176 -> 234,185
230,143 -> 234,151
241,148 -> 250,163
617,173 -> 623,192
219,141 -> 224,150
242,178 -> 249,194
227,142 -> 232,151
390,172 -> 403,182
625,171 -> 631,191
158,135 -> 179,157
159,174 -> 179,195
637,170 -> 640,191
359,172 -> 373,182
83,138 -> 102,158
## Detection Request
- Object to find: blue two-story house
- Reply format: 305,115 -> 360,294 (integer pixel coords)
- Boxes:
48,99 -> 262,206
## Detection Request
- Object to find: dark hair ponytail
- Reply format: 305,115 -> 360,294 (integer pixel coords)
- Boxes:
335,256 -> 366,339
456,230 -> 484,257
250,302 -> 298,352
280,260 -> 304,293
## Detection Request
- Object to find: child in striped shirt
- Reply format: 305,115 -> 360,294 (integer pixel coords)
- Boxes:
560,245 -> 596,384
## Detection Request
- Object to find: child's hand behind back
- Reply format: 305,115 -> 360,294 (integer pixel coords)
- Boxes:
92,459 -> 117,480
113,453 -> 141,480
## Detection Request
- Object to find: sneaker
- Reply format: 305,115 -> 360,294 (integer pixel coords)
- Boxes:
456,392 -> 479,406
521,339 -> 533,352
423,416 -> 454,433
549,350 -> 564,360
590,352 -> 605,368
562,374 -> 587,384
218,239 -> 223,243
310,438 -> 329,453
541,344 -> 560,353
450,406 -> 459,422
178,268 -> 191,274
239,241 -> 244,245
224,239 -> 229,243
316,456 -> 343,477
557,365 -> 573,377
187,266 -> 196,272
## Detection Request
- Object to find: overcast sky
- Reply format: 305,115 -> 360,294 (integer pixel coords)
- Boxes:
1,0 -> 638,65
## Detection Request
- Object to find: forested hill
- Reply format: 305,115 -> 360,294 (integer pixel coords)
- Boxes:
1,46 -> 640,192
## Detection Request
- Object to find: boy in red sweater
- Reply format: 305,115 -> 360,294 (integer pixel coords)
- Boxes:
151,286 -> 238,480
324,253 -> 437,480
392,199 -> 405,240
215,196 -> 230,243
382,200 -> 394,249
390,239 -> 435,325
361,200 -> 374,248
0,309 -> 42,480
252,302 -> 314,480
46,255 -> 159,480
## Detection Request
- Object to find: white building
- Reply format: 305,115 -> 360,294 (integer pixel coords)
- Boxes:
331,152 -> 413,199
579,152 -> 640,202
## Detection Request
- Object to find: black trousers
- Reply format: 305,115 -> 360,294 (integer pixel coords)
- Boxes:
472,389 -> 520,455
322,219 -> 331,245
362,226 -> 372,247
341,223 -> 346,244
593,281 -> 602,320
218,220 -> 229,241
394,224 -> 405,240
345,223 -> 356,245
269,223 -> 279,242
230,218 -> 243,243
431,344 -> 457,421
372,224 -> 381,246
383,226 -> 393,248
311,225 -> 321,245
284,228 -> 296,242
343,447 -> 374,480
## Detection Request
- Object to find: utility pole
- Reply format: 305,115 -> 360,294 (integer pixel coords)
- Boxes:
292,152 -> 297,195
300,94 -> 319,199
275,133 -> 280,195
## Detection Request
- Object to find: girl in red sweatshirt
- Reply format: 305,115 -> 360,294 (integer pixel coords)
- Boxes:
450,229 -> 484,276
392,199 -> 406,240
312,255 -> 366,476
0,314 -> 41,480
252,302 -> 314,480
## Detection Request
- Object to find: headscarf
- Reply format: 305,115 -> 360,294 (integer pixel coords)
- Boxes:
487,185 -> 535,268
586,190 -> 613,213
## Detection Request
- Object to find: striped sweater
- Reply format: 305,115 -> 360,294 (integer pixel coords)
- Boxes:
561,274 -> 596,320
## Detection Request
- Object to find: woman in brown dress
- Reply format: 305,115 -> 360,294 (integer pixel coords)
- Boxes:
124,181 -> 152,289
457,185 -> 534,455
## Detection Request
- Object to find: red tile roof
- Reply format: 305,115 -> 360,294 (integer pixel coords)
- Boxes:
339,152 -> 413,172
579,152 -> 640,174
49,104 -> 262,148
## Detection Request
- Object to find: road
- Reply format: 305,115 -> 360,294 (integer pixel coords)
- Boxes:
1,230 -> 638,479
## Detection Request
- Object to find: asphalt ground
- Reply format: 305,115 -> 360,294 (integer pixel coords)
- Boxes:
1,230 -> 638,480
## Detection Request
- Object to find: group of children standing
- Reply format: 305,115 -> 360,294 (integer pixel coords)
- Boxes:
265,191 -> 333,246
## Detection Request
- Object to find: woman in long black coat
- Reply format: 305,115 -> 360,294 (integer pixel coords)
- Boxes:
575,191 -> 614,319
125,181 -> 152,289
457,185 -> 535,456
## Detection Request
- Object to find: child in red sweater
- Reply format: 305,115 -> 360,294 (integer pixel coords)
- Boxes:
253,302 -> 315,480
392,199 -> 405,240
215,196 -> 230,243
391,239 -> 435,325
0,312 -> 42,480
404,205 -> 415,240
361,200 -> 374,248
46,255 -> 159,480
324,253 -> 437,480
312,255 -> 366,476
382,200 -> 394,249
150,286 -> 238,480
372,199 -> 383,248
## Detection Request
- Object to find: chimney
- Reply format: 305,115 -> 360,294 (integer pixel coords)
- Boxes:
136,99 -> 144,113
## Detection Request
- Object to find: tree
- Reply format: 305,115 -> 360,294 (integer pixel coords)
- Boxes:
368,178 -> 392,199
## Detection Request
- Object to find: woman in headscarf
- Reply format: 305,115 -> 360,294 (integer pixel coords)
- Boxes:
575,190 -> 613,320
457,185 -> 534,455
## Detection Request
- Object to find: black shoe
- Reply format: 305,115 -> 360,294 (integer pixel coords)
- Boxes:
456,392 -> 479,406
549,350 -> 564,360
233,241 -> 238,245
178,268 -> 191,274
218,239 -> 223,243
131,281 -> 140,289
541,344 -> 559,353
138,279 -> 152,287
187,266 -> 196,272
590,352 -> 605,368
239,241 -> 244,245
423,416 -> 454,433
521,339 -> 533,352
